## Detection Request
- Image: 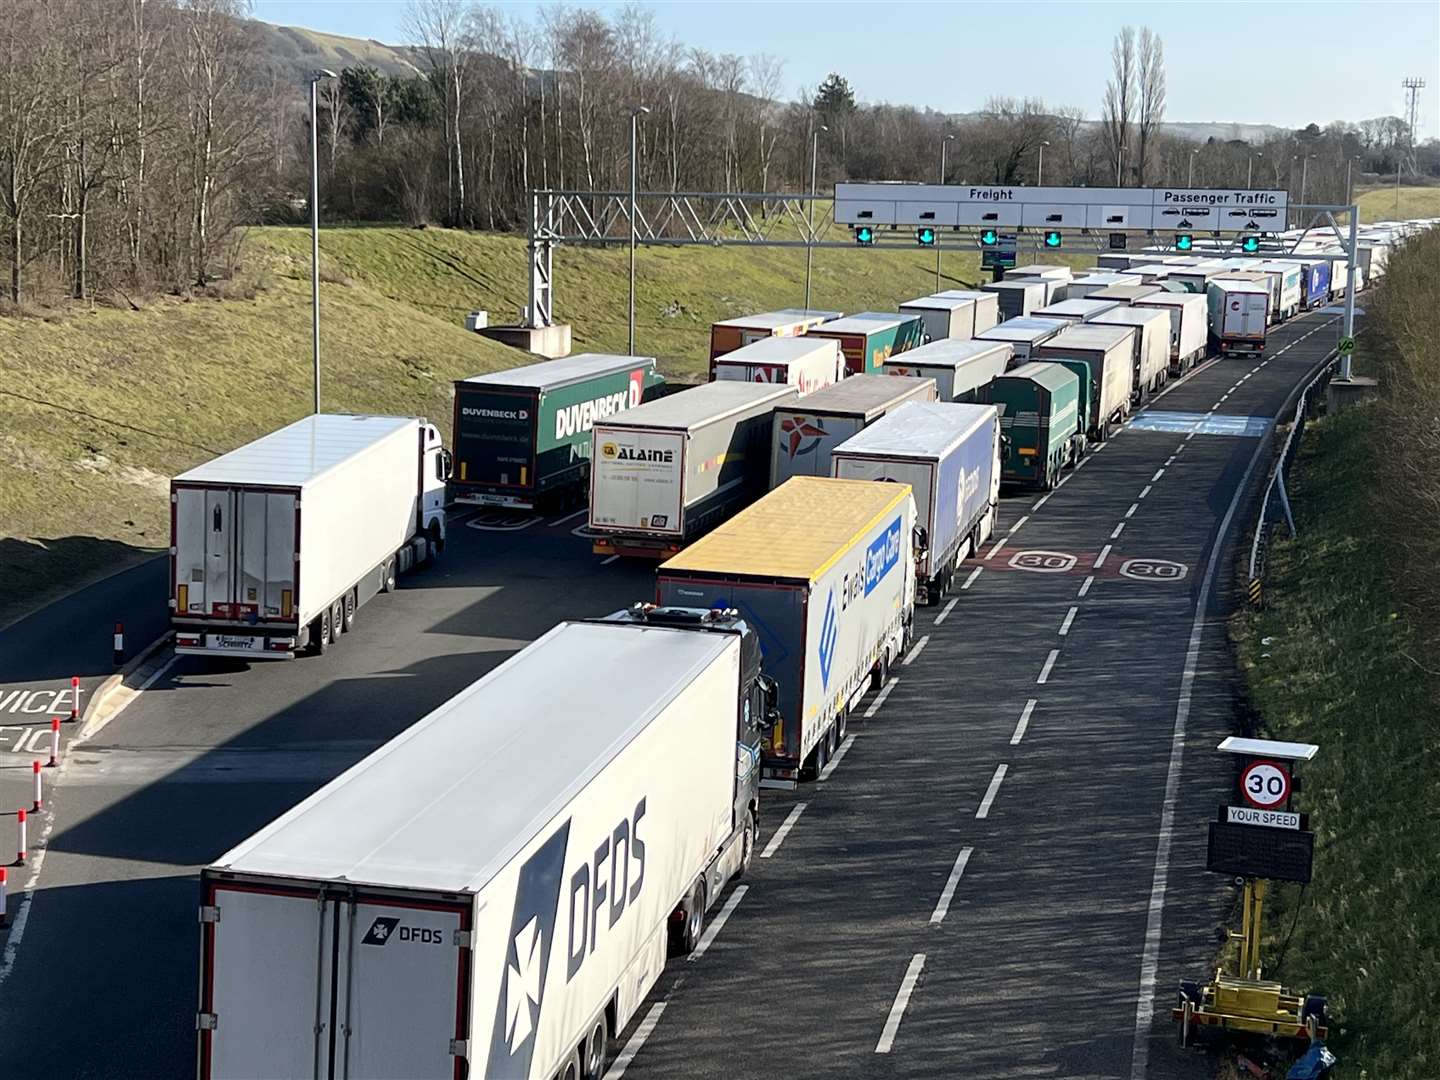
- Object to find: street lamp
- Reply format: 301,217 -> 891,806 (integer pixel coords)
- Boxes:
1117,144 -> 1128,186
1297,153 -> 1315,228
1188,147 -> 1199,187
1247,151 -> 1262,189
308,68 -> 337,415
1037,140 -> 1050,186
1345,155 -> 1359,208
628,105 -> 649,356
804,123 -> 828,312
937,133 -> 956,290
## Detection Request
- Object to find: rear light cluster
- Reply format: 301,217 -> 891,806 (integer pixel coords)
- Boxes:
266,639 -> 295,653
177,634 -> 202,648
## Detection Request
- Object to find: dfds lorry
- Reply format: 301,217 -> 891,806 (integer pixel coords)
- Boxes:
881,338 -> 1013,402
769,374 -> 937,486
708,308 -> 837,370
196,609 -> 771,1080
710,336 -> 844,395
171,414 -> 448,659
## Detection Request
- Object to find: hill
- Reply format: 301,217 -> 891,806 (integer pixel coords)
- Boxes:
255,23 -> 421,83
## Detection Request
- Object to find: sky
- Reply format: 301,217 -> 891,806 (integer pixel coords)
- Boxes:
252,0 -> 1440,139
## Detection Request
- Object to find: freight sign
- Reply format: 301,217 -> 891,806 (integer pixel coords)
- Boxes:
1240,759 -> 1291,809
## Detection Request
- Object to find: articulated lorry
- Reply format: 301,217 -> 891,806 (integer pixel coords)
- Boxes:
171,415 -> 448,659
807,313 -> 924,374
196,609 -> 771,1080
710,336 -> 844,395
1134,292 -> 1209,374
770,374 -> 937,486
982,279 -> 1047,320
451,354 -> 661,511
589,381 -> 797,559
881,338 -> 1013,402
1063,273 -> 1142,300
1004,265 -> 1073,304
831,401 -> 999,605
1207,280 -> 1270,356
1032,298 -> 1120,324
708,309 -> 838,370
979,362 -> 1081,490
1032,324 -> 1135,442
899,293 -> 982,342
1093,307 -> 1172,400
657,476 -> 916,786
1254,261 -> 1304,321
976,316 -> 1069,360
934,289 -> 1001,336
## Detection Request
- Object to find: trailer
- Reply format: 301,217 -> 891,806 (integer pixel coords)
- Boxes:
1032,323 -> 1136,441
1062,272 -> 1142,301
657,476 -> 916,786
1207,280 -> 1270,356
1297,259 -> 1332,309
1124,264 -> 1171,284
1086,283 -> 1162,304
1254,261 -> 1303,320
976,316 -> 1069,360
1134,292 -> 1209,373
1032,298 -> 1121,324
979,363 -> 1081,490
1004,265 -> 1073,304
899,293 -> 982,342
1093,307 -> 1172,399
451,353 -> 660,511
982,279 -> 1048,320
711,336 -> 845,395
933,289 -> 1001,335
807,312 -> 925,374
589,381 -> 798,559
1215,271 -> 1281,325
770,374 -> 937,486
171,415 -> 448,660
709,308 -> 838,370
196,612 -> 770,1080
881,338 -> 1013,402
1166,264 -> 1227,294
831,401 -> 1000,605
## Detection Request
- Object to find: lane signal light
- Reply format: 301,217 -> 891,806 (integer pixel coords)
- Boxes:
916,227 -> 936,247
1043,230 -> 1062,249
856,226 -> 875,246
980,229 -> 999,247
1241,235 -> 1260,254
1176,233 -> 1194,251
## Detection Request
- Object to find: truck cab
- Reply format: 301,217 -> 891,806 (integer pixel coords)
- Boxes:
419,422 -> 450,548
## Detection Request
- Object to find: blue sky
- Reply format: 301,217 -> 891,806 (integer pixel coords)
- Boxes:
253,1 -> 1440,138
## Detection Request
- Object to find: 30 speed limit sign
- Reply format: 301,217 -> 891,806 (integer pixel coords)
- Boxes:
1240,760 -> 1291,809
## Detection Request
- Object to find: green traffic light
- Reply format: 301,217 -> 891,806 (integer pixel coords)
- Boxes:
856,226 -> 875,246
1176,233 -> 1193,251
1241,235 -> 1259,254
1043,230 -> 1062,249
980,229 -> 998,247
916,227 -> 936,247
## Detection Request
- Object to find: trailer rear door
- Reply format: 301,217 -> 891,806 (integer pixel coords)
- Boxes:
174,487 -> 297,620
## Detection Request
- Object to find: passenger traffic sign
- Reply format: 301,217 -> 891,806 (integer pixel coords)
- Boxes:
1338,336 -> 1355,354
1240,759 -> 1290,809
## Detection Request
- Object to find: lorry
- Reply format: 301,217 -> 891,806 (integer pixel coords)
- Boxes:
451,353 -> 660,511
1297,259 -> 1332,309
933,289 -> 1001,336
1123,264 -> 1171,284
831,401 -> 999,605
982,279 -> 1047,320
1086,283 -> 1162,305
171,414 -> 448,660
1134,292 -> 1209,374
769,374 -> 937,486
1032,298 -> 1121,323
656,476 -> 916,786
589,381 -> 798,560
1093,307 -> 1173,400
1206,280 -> 1270,356
1004,265 -> 1073,303
978,362 -> 1081,490
1062,272 -> 1142,300
1165,264 -> 1227,294
1254,261 -> 1303,321
1032,323 -> 1136,441
195,609 -> 772,1080
711,336 -> 845,395
899,293 -> 984,342
976,316 -> 1069,359
807,312 -> 925,374
709,308 -> 838,370
881,338 -> 1013,402
1214,271 -> 1281,325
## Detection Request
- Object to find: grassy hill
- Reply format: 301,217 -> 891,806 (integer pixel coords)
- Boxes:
1356,184 -> 1440,222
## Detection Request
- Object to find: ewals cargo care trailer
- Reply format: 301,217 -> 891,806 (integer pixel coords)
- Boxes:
933,289 -> 1002,336
1032,323 -> 1135,441
881,338 -> 1013,402
1032,298 -> 1121,324
980,362 -> 1081,490
709,308 -> 838,370
657,477 -> 916,786
1134,292 -> 1209,373
808,313 -> 925,374
831,401 -> 999,605
1207,280 -> 1270,356
711,336 -> 845,396
770,374 -> 937,486
976,316 -> 1069,360
1093,307 -> 1172,400
451,353 -> 660,511
196,612 -> 770,1080
982,279 -> 1048,320
589,381 -> 798,559
171,415 -> 448,660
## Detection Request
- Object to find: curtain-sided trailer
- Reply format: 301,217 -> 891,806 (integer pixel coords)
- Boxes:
807,313 -> 925,374
769,374 -> 937,486
880,338 -> 1013,402
708,308 -> 838,371
1031,323 -> 1136,442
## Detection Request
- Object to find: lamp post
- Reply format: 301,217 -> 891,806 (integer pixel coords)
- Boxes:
1345,155 -> 1358,208
1117,143 -> 1127,185
308,68 -> 337,415
1247,151 -> 1262,189
1297,153 -> 1314,229
804,123 -> 827,312
1037,139 -> 1049,185
628,105 -> 649,356
1188,147 -> 1199,187
936,133 -> 955,290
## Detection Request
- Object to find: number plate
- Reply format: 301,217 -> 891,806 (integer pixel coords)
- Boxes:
208,634 -> 260,652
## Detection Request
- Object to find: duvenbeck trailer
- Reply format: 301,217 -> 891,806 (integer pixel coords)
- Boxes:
807,313 -> 925,374
589,381 -> 798,559
933,289 -> 1001,336
1093,307 -> 1172,400
831,401 -> 999,605
881,338 -> 1013,402
770,374 -> 937,486
710,336 -> 845,395
975,316 -> 1069,359
171,415 -> 448,659
1031,323 -> 1136,441
1207,280 -> 1270,356
657,476 -> 916,786
1134,292 -> 1210,373
196,612 -> 771,1080
451,353 -> 660,511
708,308 -> 838,369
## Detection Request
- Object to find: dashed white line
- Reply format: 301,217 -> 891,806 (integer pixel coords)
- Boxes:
934,597 -> 960,626
864,677 -> 900,718
985,538 -> 1007,560
601,554 -> 620,565
1174,443 -> 1186,455
818,734 -> 858,781
1094,545 -> 1113,569
1037,648 -> 1060,684
1219,393 -> 1229,403
1151,468 -> 1165,482
603,1002 -> 667,1080
929,848 -> 975,926
1164,456 -> 1175,466
1078,575 -> 1095,598
688,885 -> 747,961
1125,503 -> 1139,519
1009,515 -> 1030,533
1011,699 -> 1037,745
1058,606 -> 1078,636
1139,485 -> 1153,499
875,954 -> 927,1054
760,803 -> 807,858
902,636 -> 929,666
961,566 -> 984,590
1055,474 -> 1071,489
1032,493 -> 1053,511
548,508 -> 589,527
1092,441 -> 1108,452
976,764 -> 1009,818
1073,456 -> 1089,470
1110,522 -> 1125,539
1185,431 -> 1197,441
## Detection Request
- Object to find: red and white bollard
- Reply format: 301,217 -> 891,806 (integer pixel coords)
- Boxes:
31,761 -> 42,812
16,809 -> 27,866
114,622 -> 125,667
0,866 -> 8,924
69,675 -> 80,722
48,718 -> 60,769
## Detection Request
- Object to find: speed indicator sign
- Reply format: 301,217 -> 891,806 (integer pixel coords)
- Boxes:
1240,759 -> 1291,809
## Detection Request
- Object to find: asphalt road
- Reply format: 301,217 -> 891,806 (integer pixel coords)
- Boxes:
0,308 -> 1343,1080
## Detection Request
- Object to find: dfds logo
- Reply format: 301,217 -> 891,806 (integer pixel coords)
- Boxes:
863,518 -> 903,596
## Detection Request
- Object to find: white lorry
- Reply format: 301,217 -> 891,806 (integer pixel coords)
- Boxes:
769,374 -> 936,486
170,414 -> 448,659
1134,292 -> 1210,374
1093,307 -> 1173,400
710,336 -> 845,395
881,338 -> 1013,402
196,610 -> 772,1080
934,289 -> 1001,336
899,293 -> 983,341
1207,280 -> 1270,356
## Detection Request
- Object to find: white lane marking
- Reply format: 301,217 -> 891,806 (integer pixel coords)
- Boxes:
760,803 -> 807,859
985,538 -> 1007,560
818,734 -> 858,782
1164,456 -> 1175,467
0,800 -> 56,990
603,1001 -> 667,1080
548,508 -> 588,527
1032,492 -> 1052,511
1011,699 -> 1037,745
1058,606 -> 1078,636
876,954 -> 927,1054
1037,649 -> 1059,684
902,636 -> 929,666
934,597 -> 960,626
1073,456 -> 1089,470
1009,515 -> 1030,534
1139,485 -> 1153,499
864,677 -> 900,719
1093,441 -> 1108,452
1185,431 -> 1197,441
1110,522 -> 1126,540
1078,575 -> 1095,598
1129,399 -> 1274,1080
688,885 -> 747,961
929,848 -> 975,926
976,764 -> 1008,818
1125,503 -> 1139,519
1174,444 -> 1186,455
1094,545 -> 1113,569
1055,474 -> 1071,489
601,554 -> 620,565
961,566 -> 983,590
1151,468 -> 1165,482
1220,393 -> 1229,403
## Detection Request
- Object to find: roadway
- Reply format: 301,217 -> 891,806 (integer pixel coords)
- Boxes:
0,308 -> 1342,1079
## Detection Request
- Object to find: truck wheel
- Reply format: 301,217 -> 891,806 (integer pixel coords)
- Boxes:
672,881 -> 705,955
332,599 -> 347,637
311,610 -> 332,656
835,707 -> 848,743
870,652 -> 890,693
557,1047 -> 583,1080
380,558 -> 396,594
737,808 -> 757,879
581,1016 -> 609,1079
342,590 -> 356,633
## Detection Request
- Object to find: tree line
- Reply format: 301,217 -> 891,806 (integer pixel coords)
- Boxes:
2,1 -> 1435,308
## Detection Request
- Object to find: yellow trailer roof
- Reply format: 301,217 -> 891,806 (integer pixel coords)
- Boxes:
659,476 -> 912,584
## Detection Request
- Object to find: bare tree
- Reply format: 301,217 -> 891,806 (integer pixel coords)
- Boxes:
1135,27 -> 1166,185
1103,26 -> 1136,184
749,54 -> 785,195
405,0 -> 472,225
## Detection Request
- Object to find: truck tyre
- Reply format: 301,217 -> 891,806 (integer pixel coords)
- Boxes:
737,808 -> 758,879
836,707 -> 848,743
332,599 -> 347,637
672,880 -> 705,956
380,558 -> 396,594
557,1047 -> 583,1080
870,652 -> 890,694
311,609 -> 332,656
581,1017 -> 608,1079
342,590 -> 356,633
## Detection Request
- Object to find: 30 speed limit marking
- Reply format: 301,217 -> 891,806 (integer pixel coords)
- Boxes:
1240,759 -> 1291,809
